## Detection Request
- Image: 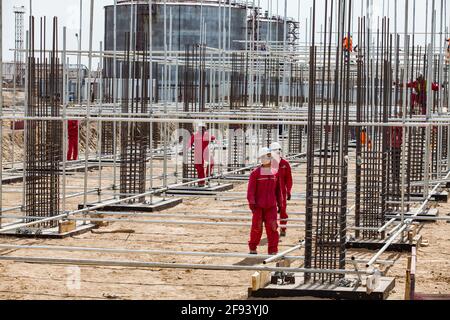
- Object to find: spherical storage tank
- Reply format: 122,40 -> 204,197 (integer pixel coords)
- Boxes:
104,0 -> 248,52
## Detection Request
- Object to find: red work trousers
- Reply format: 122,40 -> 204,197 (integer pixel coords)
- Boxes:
67,137 -> 79,161
279,200 -> 288,231
195,163 -> 214,186
248,206 -> 279,254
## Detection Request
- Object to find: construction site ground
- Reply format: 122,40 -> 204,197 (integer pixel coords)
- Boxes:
0,154 -> 449,300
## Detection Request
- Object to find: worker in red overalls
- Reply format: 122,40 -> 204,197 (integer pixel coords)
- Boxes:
189,122 -> 216,187
446,38 -> 450,64
406,74 -> 440,115
247,147 -> 282,255
67,119 -> 79,161
389,119 -> 403,199
270,142 -> 293,238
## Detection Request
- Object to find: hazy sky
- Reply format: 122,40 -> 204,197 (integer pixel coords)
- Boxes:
2,0 -> 449,64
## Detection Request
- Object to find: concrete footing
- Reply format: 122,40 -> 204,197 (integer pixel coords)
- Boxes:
248,275 -> 395,300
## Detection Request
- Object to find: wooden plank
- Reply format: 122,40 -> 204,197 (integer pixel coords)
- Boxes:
404,256 -> 412,300
250,271 -> 270,292
58,220 -> 76,234
251,272 -> 261,291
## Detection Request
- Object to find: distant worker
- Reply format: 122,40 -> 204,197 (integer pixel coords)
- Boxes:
67,119 -> 79,161
406,74 -> 440,115
446,38 -> 450,64
343,36 -> 353,62
247,147 -> 281,255
270,142 -> 293,238
389,115 -> 403,196
395,74 -> 440,115
189,122 -> 216,187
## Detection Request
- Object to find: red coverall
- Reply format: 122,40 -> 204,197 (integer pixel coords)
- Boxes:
189,129 -> 216,187
275,158 -> 293,232
390,126 -> 403,149
407,80 -> 439,115
67,120 -> 79,161
247,166 -> 282,254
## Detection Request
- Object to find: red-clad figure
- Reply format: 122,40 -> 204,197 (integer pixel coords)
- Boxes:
67,120 -> 79,161
189,122 -> 216,187
247,147 -> 282,255
406,74 -> 440,115
446,38 -> 450,64
390,126 -> 403,149
270,142 -> 293,237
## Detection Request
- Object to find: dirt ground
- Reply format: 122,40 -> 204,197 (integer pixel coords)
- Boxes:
0,152 -> 450,300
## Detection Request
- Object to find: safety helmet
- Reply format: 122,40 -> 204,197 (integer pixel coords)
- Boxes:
270,142 -> 282,152
258,147 -> 272,159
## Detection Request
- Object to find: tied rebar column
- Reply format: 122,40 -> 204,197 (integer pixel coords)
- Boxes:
305,0 -> 350,284
119,32 -> 150,203
181,44 -> 207,183
25,17 -> 63,228
354,17 -> 390,240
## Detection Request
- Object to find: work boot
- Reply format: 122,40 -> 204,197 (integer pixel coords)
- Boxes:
280,229 -> 286,237
249,250 -> 257,255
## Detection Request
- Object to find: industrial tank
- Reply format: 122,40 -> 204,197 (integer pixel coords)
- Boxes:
104,0 -> 248,52
247,11 -> 298,47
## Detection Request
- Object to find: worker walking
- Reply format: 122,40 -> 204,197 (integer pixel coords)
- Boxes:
189,122 -> 216,187
247,147 -> 282,255
270,142 -> 293,237
67,119 -> 79,161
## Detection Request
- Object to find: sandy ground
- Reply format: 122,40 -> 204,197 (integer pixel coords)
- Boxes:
0,152 -> 449,300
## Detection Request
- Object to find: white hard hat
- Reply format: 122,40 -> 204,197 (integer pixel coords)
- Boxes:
258,147 -> 272,159
270,142 -> 282,151
197,121 -> 205,128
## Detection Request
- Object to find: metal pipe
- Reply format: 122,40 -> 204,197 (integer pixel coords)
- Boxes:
263,241 -> 304,265
366,223 -> 408,267
0,256 -> 374,276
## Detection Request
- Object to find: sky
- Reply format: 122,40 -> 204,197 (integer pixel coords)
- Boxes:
2,0 -> 449,65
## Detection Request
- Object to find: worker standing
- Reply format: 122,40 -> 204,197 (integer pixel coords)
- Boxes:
67,119 -> 79,161
395,74 -> 440,115
247,147 -> 281,255
343,36 -> 353,63
189,122 -> 216,187
446,38 -> 450,64
270,142 -> 293,237
388,113 -> 403,202
407,74 -> 439,115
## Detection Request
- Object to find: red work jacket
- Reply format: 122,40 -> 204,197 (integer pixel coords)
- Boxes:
189,130 -> 216,164
247,166 -> 282,209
